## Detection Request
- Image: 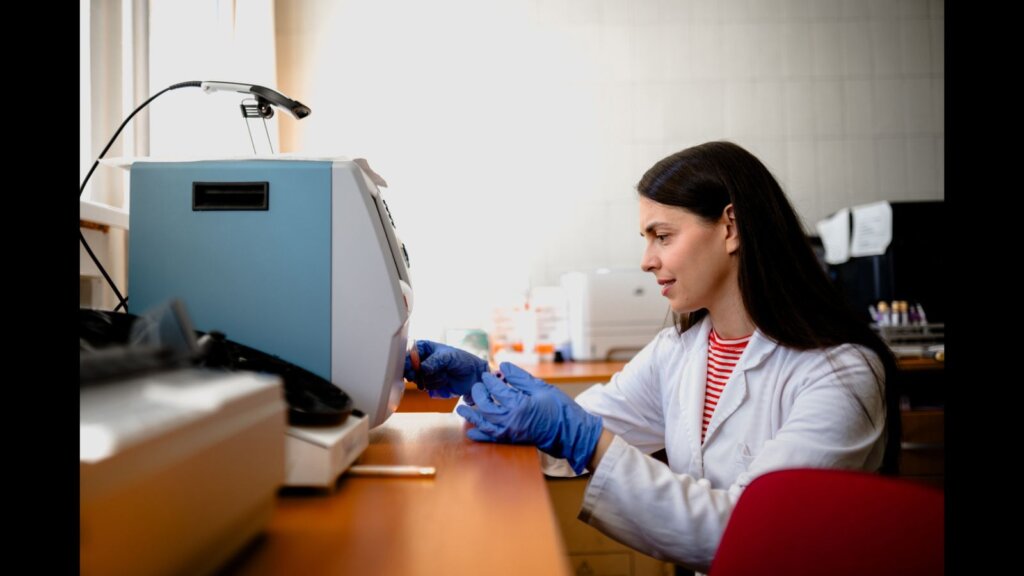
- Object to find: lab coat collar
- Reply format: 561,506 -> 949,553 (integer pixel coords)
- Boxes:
679,319 -> 712,475
733,327 -> 777,373
680,317 -> 779,463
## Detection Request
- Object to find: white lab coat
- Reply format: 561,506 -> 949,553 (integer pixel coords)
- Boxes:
544,316 -> 886,572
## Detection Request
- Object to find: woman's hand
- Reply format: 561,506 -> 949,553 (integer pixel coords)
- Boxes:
404,340 -> 489,402
456,362 -> 604,475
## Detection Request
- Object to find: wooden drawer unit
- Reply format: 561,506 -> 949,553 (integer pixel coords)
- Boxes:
899,409 -> 944,488
547,477 -> 674,576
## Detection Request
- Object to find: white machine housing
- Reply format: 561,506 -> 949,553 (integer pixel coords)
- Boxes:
561,269 -> 670,361
128,158 -> 412,428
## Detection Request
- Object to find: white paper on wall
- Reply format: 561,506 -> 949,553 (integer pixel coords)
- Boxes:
850,201 -> 893,257
815,207 -> 851,265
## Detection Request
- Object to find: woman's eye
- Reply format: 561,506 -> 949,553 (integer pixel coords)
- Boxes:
656,234 -> 668,242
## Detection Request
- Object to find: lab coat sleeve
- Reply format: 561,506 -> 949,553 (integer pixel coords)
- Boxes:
577,344 -> 887,572
579,436 -> 738,572
574,332 -> 670,451
748,344 -> 887,472
541,331 -> 672,477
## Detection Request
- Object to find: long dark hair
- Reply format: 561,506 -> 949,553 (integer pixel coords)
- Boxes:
637,141 -> 900,475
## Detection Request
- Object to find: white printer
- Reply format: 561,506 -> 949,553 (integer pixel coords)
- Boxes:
80,369 -> 286,576
561,269 -> 670,361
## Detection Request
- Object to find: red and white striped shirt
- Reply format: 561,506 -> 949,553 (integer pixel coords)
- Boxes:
702,329 -> 753,443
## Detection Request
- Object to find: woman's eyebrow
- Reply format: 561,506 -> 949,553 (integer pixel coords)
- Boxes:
643,221 -> 671,235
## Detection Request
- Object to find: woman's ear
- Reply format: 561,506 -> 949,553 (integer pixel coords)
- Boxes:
723,204 -> 740,254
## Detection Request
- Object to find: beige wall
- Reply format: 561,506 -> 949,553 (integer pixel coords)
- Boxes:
275,0 -> 944,341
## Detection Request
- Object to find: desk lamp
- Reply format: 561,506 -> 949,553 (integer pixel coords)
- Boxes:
79,81 -> 311,313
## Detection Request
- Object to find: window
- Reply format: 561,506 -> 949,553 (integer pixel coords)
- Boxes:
80,0 -> 276,310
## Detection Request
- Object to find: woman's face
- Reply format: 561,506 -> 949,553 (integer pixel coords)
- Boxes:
638,196 -> 737,314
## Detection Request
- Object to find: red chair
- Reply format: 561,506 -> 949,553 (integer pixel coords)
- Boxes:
710,468 -> 944,576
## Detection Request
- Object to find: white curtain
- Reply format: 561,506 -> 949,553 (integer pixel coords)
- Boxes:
148,0 -> 279,158
80,0 -> 278,309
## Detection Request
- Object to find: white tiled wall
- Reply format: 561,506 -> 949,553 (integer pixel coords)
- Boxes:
278,0 -> 944,341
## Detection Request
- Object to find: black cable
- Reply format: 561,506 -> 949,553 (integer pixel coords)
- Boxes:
80,81 -> 201,198
80,229 -> 128,310
80,81 -> 202,312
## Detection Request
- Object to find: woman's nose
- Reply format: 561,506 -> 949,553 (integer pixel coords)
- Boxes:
641,248 -> 658,272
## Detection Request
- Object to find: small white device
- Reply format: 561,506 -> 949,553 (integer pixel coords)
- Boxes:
80,369 -> 286,576
561,269 -> 670,361
284,413 -> 370,488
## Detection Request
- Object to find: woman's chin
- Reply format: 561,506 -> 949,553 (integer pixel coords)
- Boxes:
670,295 -> 712,315
669,303 -> 697,315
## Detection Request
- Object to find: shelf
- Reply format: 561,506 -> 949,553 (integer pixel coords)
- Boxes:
80,197 -> 129,230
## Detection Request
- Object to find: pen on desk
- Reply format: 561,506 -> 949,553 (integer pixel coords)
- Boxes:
347,464 -> 436,478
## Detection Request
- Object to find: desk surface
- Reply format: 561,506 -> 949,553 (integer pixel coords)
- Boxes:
224,413 -> 571,576
404,357 -> 941,392
395,354 -> 937,407
895,357 -> 944,371
515,361 -> 627,383
402,361 -> 626,391
517,357 -> 943,380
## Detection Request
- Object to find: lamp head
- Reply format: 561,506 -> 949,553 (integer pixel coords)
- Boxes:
200,81 -> 311,119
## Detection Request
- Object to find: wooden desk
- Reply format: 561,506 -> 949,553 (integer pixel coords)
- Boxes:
398,357 -> 942,412
895,357 -> 944,371
399,362 -> 627,412
518,358 -> 940,381
402,361 -> 624,392
515,362 -> 626,384
403,357 -> 937,387
223,413 -> 571,576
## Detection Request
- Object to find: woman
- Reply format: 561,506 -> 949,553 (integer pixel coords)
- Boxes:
405,141 -> 899,573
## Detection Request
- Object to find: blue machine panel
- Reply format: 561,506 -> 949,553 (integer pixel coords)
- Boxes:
130,160 -> 333,378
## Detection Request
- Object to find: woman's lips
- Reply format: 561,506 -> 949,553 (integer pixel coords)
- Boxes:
660,280 -> 675,296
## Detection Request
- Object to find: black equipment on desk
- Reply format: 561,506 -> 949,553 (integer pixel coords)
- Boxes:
80,300 -> 352,426
80,300 -> 200,384
195,330 -> 353,426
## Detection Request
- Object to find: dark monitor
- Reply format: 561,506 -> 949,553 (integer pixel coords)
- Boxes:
825,201 -> 945,325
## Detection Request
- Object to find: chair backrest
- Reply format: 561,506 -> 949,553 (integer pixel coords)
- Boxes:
710,468 -> 944,576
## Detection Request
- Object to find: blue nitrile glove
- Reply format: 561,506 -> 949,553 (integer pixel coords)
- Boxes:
455,362 -> 604,474
403,340 -> 489,401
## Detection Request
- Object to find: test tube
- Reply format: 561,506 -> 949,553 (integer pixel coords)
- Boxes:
408,340 -> 421,372
403,341 -> 421,389
877,301 -> 890,327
